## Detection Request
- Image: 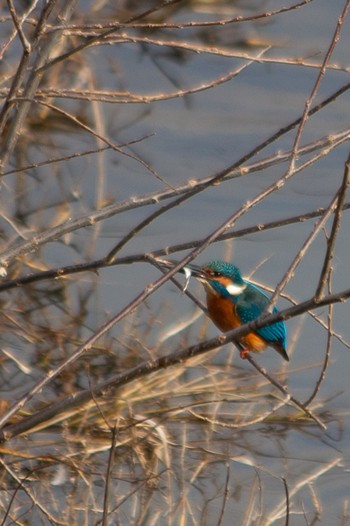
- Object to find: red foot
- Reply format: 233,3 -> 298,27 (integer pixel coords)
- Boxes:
240,348 -> 250,360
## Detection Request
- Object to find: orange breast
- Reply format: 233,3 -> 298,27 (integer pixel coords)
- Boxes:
206,293 -> 267,353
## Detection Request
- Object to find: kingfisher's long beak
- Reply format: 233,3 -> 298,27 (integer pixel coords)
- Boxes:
156,258 -> 208,282
183,263 -> 208,281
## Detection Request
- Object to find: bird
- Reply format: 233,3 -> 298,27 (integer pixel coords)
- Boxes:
184,260 -> 288,361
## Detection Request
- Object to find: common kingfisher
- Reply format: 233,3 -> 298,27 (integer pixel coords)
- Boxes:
184,260 -> 288,361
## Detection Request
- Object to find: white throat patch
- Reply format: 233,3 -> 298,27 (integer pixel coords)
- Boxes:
225,283 -> 246,296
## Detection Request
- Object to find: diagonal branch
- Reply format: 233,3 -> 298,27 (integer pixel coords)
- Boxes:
315,150 -> 350,299
2,286 -> 350,440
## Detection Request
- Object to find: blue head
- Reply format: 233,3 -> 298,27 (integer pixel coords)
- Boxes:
202,261 -> 244,282
188,260 -> 246,299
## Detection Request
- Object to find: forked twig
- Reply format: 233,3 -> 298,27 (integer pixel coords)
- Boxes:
244,353 -> 325,429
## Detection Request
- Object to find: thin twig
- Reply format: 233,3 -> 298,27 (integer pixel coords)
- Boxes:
287,0 -> 350,173
269,175 -> 345,309
7,0 -> 31,53
315,149 -> 350,299
244,353 -> 325,429
217,463 -> 230,526
304,266 -> 334,407
0,457 -> 68,525
283,477 -> 290,526
38,1 -> 313,74
14,97 -> 164,179
101,425 -> 118,526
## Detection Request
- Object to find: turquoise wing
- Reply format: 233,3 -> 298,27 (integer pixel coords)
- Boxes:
235,283 -> 287,349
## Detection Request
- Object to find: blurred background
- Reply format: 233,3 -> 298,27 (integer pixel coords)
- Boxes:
0,1 -> 349,524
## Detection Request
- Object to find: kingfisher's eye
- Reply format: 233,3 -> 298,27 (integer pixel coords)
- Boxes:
207,270 -> 221,277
